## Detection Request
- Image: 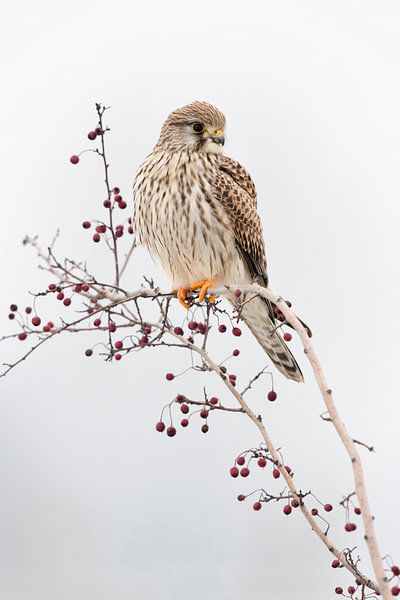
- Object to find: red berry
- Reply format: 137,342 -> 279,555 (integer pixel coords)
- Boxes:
283,504 -> 292,515
93,318 -> 101,327
180,404 -> 189,414
348,586 -> 356,595
115,340 -> 123,350
56,292 -> 64,300
188,337 -> 194,344
63,298 -> 71,307
285,300 -> 292,307
175,394 -> 186,402
236,456 -> 245,466
257,457 -> 267,468
200,409 -> 208,419
118,201 -> 127,209
232,327 -> 242,337
70,155 -> 79,164
253,501 -> 262,511
331,560 -> 340,568
139,335 -> 149,345
391,566 -> 400,576
95,127 -> 102,135
166,373 -> 174,381
115,229 -> 123,238
128,226 -> 134,234
344,523 -> 357,532
48,284 -> 57,291
43,325 -> 50,332
233,289 -> 241,298
10,304 -> 18,312
8,313 -> 15,320
143,326 -> 152,335
32,316 -> 41,327
291,499 -> 300,508
173,326 -> 184,335
108,322 -> 116,332
18,332 -> 27,341
272,468 -> 280,479
87,131 -> 97,140
218,324 -> 227,333
283,332 -> 292,342
113,187 -> 120,194
114,353 -> 122,361
82,221 -> 91,229
220,365 -> 227,373
354,507 -> 361,515
267,390 -> 277,401
237,494 -> 246,502
209,396 -> 218,405
155,421 -> 165,432
93,233 -> 101,243
25,306 -> 32,314
82,284 -> 90,292
311,508 -> 318,516
230,467 -> 239,478
201,424 -> 209,433
391,586 -> 400,596
197,323 -> 207,334
240,467 -> 250,477
47,322 -> 54,329
166,426 -> 176,437
232,349 -> 240,356
114,194 -> 122,202
74,284 -> 82,292
324,503 -> 333,512
181,418 -> 189,427
85,348 -> 93,357
285,465 -> 292,474
103,199 -> 111,208
96,224 -> 107,233
335,587 -> 343,595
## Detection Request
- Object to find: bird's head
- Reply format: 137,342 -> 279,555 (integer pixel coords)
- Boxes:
157,101 -> 226,154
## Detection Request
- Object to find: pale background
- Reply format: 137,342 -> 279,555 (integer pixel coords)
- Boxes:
1,1 -> 399,599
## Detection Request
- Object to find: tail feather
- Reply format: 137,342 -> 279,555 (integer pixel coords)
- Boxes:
231,294 -> 304,383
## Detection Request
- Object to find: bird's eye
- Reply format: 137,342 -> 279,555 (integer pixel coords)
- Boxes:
191,122 -> 205,134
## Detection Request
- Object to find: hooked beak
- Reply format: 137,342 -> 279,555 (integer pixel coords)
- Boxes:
209,128 -> 225,146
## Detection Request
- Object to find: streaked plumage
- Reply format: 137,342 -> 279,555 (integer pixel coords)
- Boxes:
133,101 -> 308,382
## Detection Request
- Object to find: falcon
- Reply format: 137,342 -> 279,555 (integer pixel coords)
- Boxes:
132,101 -> 310,382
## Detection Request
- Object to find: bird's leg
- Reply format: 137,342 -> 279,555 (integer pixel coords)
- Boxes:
190,279 -> 216,303
174,287 -> 192,309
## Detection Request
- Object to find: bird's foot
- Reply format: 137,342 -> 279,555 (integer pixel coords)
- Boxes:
190,279 -> 216,303
175,287 -> 192,310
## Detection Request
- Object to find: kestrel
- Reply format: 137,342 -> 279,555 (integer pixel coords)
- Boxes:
132,101 -> 310,382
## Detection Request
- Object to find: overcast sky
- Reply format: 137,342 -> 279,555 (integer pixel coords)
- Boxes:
1,1 -> 399,599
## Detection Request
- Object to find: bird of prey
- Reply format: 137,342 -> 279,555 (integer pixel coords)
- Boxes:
132,101 -> 310,382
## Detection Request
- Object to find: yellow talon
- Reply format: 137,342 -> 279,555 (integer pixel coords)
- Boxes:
190,279 -> 216,303
175,287 -> 192,309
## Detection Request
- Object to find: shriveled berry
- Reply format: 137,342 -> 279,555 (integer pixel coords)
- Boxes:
166,426 -> 176,437
331,560 -> 340,568
272,468 -> 280,479
85,348 -> 93,357
209,396 -> 218,405
335,587 -> 343,595
257,457 -> 267,468
218,324 -> 227,333
236,456 -> 245,466
283,504 -> 292,515
166,373 -> 174,381
311,508 -> 319,516
70,155 -> 79,164
201,424 -> 209,433
200,409 -> 208,419
180,403 -> 189,414
173,326 -> 184,335
283,332 -> 292,342
232,349 -> 240,356
253,501 -> 262,511
232,327 -> 242,337
347,586 -> 356,595
155,421 -> 165,432
32,316 -> 41,327
18,332 -> 27,341
230,467 -> 239,478
267,390 -> 277,401
324,503 -> 333,512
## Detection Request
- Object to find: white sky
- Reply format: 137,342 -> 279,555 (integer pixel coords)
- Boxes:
1,1 -> 399,599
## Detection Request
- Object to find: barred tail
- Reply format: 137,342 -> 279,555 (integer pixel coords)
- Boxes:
231,294 -> 304,383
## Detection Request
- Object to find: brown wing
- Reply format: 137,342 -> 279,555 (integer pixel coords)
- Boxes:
213,156 -> 268,286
